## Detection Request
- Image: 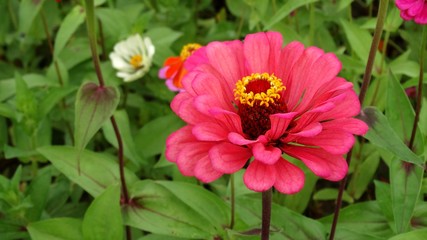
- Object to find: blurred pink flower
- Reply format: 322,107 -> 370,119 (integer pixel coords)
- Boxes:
395,0 -> 427,24
166,32 -> 368,194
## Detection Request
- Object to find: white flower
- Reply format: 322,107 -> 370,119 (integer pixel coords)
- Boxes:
109,34 -> 155,82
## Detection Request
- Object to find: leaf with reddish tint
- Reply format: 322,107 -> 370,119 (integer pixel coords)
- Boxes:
74,82 -> 119,155
386,72 -> 425,234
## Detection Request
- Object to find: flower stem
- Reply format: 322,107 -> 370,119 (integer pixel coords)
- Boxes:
408,25 -> 427,150
229,174 -> 235,229
261,188 -> 272,240
84,0 -> 105,87
329,0 -> 388,239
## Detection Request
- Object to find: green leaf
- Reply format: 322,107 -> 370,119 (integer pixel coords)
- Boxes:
25,168 -> 51,221
320,201 -> 393,239
37,146 -> 137,197
235,196 -> 327,239
360,107 -> 424,167
145,27 -> 182,66
74,82 -> 120,162
134,114 -> 183,158
313,188 -> 353,203
96,8 -> 131,44
102,110 -> 145,167
390,158 -> 424,233
384,72 -> 425,233
82,185 -> 123,240
374,181 -> 394,229
18,0 -> 46,34
389,228 -> 427,240
14,73 -> 39,134
0,74 -> 56,102
0,103 -> 15,119
340,19 -> 381,70
347,147 -> 380,200
263,0 -> 319,30
39,86 -> 78,117
53,5 -> 86,58
27,218 -> 83,240
47,58 -> 69,86
386,72 -> 424,154
124,180 -> 229,239
225,0 -> 251,18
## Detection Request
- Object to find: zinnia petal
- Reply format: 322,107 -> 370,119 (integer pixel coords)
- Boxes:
285,146 -> 348,181
274,159 -> 305,194
243,160 -> 276,192
210,142 -> 252,174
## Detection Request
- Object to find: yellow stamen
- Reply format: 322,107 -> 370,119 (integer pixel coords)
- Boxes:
129,54 -> 143,68
180,43 -> 202,59
234,73 -> 285,107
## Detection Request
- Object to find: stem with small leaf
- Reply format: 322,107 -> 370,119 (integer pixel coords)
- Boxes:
329,0 -> 388,239
408,25 -> 427,150
84,0 -> 131,239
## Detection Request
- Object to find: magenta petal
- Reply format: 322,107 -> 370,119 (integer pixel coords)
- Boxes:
266,112 -> 298,139
210,142 -> 252,174
285,146 -> 348,181
297,130 -> 355,155
274,159 -> 305,194
206,41 -> 245,87
176,143 -> 213,176
228,132 -> 258,145
194,155 -> 223,182
165,126 -> 195,162
415,4 -> 427,23
322,118 -> 369,135
243,160 -> 276,192
244,32 -> 271,73
210,108 -> 243,133
252,143 -> 282,165
192,122 -> 228,141
290,122 -> 322,138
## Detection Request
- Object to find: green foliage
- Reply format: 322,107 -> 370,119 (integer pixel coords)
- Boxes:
1,0 -> 427,239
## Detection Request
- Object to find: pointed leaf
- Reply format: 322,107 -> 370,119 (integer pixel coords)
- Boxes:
360,107 -> 424,167
18,0 -> 46,34
389,228 -> 427,240
263,0 -> 319,29
37,146 -> 137,197
387,72 -> 424,154
123,180 -> 229,239
74,82 -> 120,152
134,114 -> 184,158
340,20 -> 381,69
82,185 -> 123,240
27,218 -> 83,240
320,202 -> 393,239
374,181 -> 394,228
54,5 -> 86,58
390,158 -> 424,233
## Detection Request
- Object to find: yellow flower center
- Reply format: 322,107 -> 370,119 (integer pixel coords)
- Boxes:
234,73 -> 285,107
129,54 -> 143,68
180,43 -> 202,59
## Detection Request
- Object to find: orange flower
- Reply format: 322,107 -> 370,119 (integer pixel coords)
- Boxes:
159,43 -> 201,91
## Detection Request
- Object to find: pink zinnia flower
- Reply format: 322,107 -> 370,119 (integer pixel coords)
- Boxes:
395,0 -> 427,24
165,32 -> 368,194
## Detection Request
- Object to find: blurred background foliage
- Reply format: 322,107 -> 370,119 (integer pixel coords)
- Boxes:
0,0 -> 427,239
